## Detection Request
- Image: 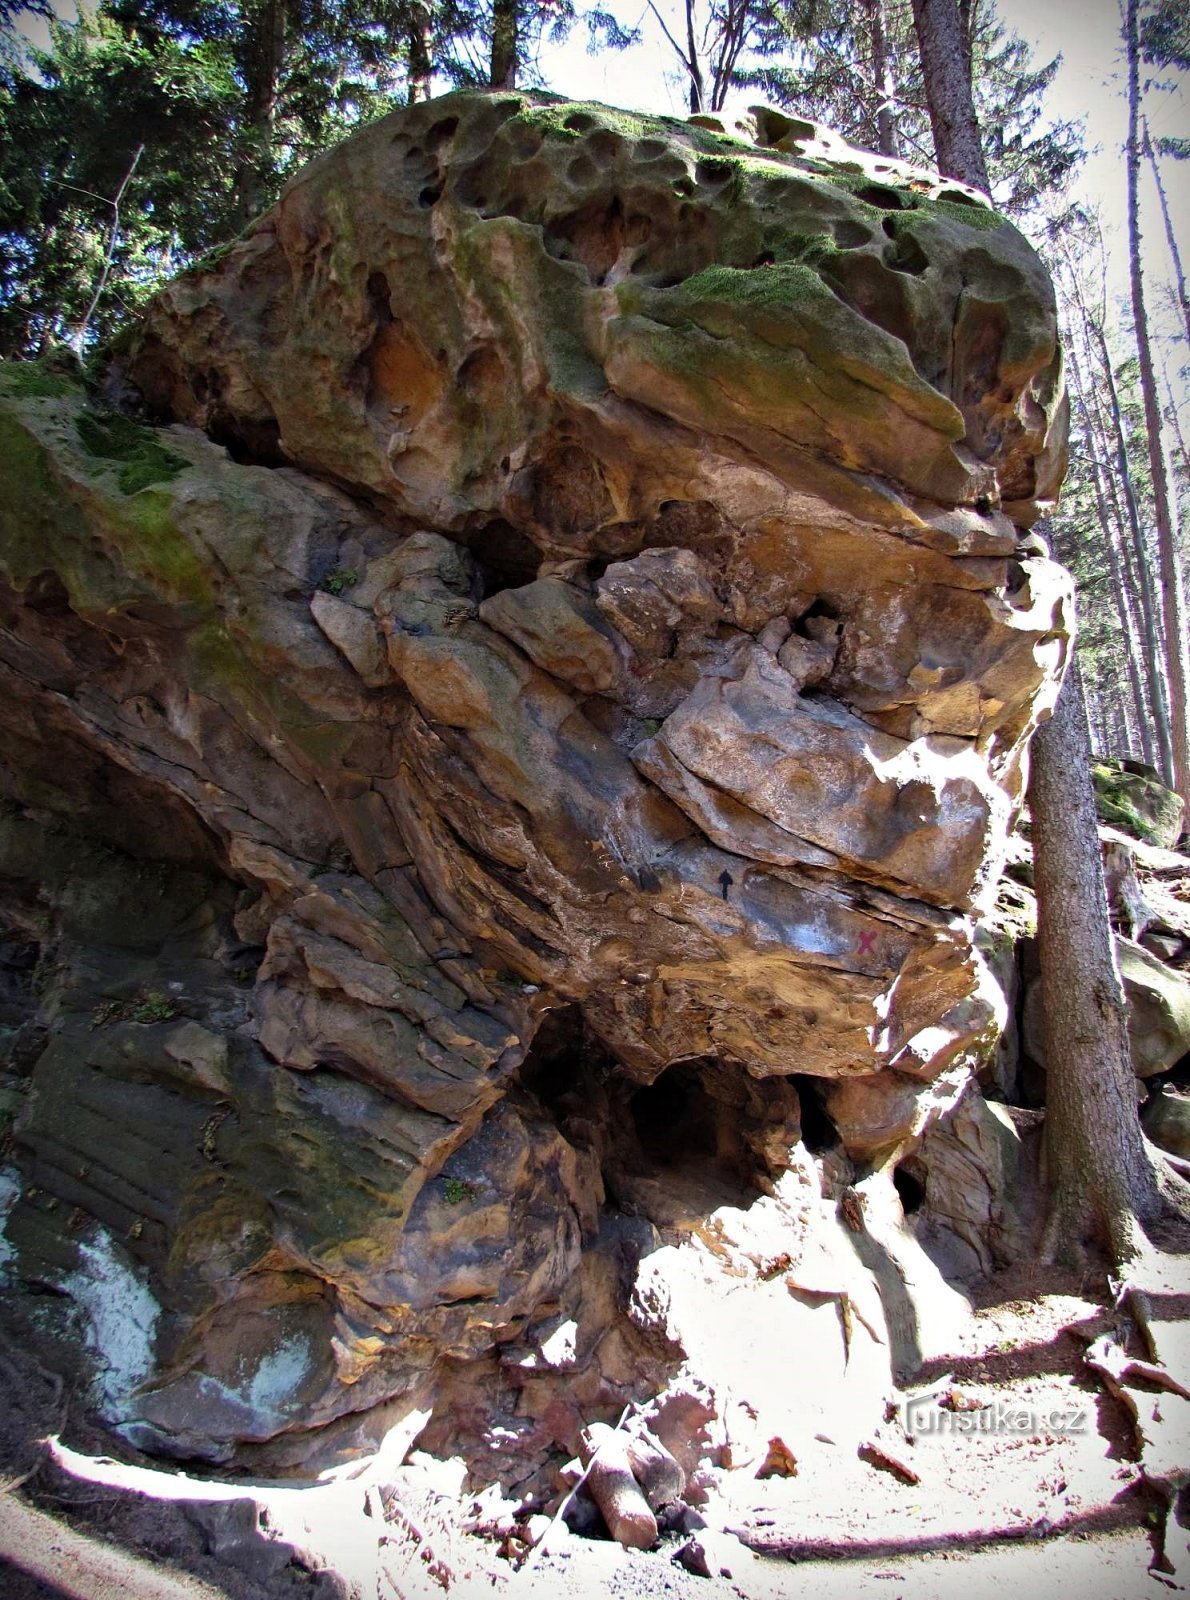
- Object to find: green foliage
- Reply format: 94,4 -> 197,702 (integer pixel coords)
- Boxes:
75,408 -> 187,493
0,10 -> 243,354
90,988 -> 179,1028
0,0 -> 426,358
319,567 -> 359,596
1140,0 -> 1190,75
434,0 -> 585,91
442,1176 -> 474,1205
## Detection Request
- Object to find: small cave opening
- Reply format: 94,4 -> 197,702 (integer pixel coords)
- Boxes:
629,1064 -> 720,1169
515,1012 -> 799,1235
610,1058 -> 800,1226
893,1161 -> 926,1216
791,1074 -> 839,1155
517,1004 -> 602,1122
0,924 -> 40,1029
455,517 -> 542,598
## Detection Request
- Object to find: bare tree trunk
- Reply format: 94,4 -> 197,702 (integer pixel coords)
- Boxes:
909,0 -> 989,190
407,1 -> 432,103
1126,0 -> 1190,810
233,0 -> 288,228
685,0 -> 705,113
1088,318 -> 1175,777
1158,350 -> 1189,495
490,0 -> 517,88
865,0 -> 900,157
647,0 -> 703,114
709,0 -> 751,111
1059,246 -> 1171,758
1066,343 -> 1155,762
1030,664 -> 1163,1264
910,0 -> 1170,1268
1144,120 -> 1190,350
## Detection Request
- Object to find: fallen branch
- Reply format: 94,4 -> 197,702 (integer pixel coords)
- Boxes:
70,143 -> 144,355
518,1402 -> 635,1573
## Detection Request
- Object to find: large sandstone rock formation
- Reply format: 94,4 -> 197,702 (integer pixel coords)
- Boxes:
0,92 -> 1070,1472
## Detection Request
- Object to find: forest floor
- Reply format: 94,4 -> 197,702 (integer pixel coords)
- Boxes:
2,1246 -> 1188,1600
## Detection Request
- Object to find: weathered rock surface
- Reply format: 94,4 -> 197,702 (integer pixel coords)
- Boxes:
1142,1087 -> 1190,1160
0,91 -> 1070,1469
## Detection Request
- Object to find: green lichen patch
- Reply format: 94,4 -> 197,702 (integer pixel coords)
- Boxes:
75,410 -> 188,495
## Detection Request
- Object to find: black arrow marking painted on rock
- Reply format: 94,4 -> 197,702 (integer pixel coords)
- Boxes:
719,870 -> 733,900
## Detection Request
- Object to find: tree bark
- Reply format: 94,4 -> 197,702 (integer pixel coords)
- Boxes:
910,0 -> 1169,1267
407,1 -> 432,103
232,0 -> 288,228
1087,315 -> 1175,778
909,0 -> 989,190
1126,0 -> 1190,810
1143,120 -> 1190,350
684,0 -> 705,113
1066,339 -> 1155,762
865,0 -> 900,157
490,0 -> 518,89
1029,663 -> 1162,1264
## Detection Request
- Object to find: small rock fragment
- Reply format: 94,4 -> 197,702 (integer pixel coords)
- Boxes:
625,1428 -> 686,1509
755,1436 -> 798,1479
674,1528 -> 752,1580
859,1436 -> 921,1485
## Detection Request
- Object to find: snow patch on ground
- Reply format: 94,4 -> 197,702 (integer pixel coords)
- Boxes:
60,1226 -> 160,1420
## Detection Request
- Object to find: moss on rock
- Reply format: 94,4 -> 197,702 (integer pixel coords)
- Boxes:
1092,758 -> 1185,848
75,409 -> 188,495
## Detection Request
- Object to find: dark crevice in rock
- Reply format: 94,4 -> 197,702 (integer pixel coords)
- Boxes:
624,1063 -> 768,1206
893,1160 -> 926,1215
792,1074 -> 840,1155
456,517 -> 542,597
208,415 -> 287,468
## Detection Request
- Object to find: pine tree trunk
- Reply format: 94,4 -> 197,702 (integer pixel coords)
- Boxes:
909,0 -> 989,190
685,0 -> 705,113
1144,121 -> 1190,350
407,1 -> 432,103
233,0 -> 288,228
866,0 -> 900,158
1067,343 -> 1155,762
910,0 -> 1167,1268
1161,357 -> 1190,485
1030,663 -> 1162,1263
490,0 -> 518,89
1089,319 -> 1175,779
1126,0 -> 1190,809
